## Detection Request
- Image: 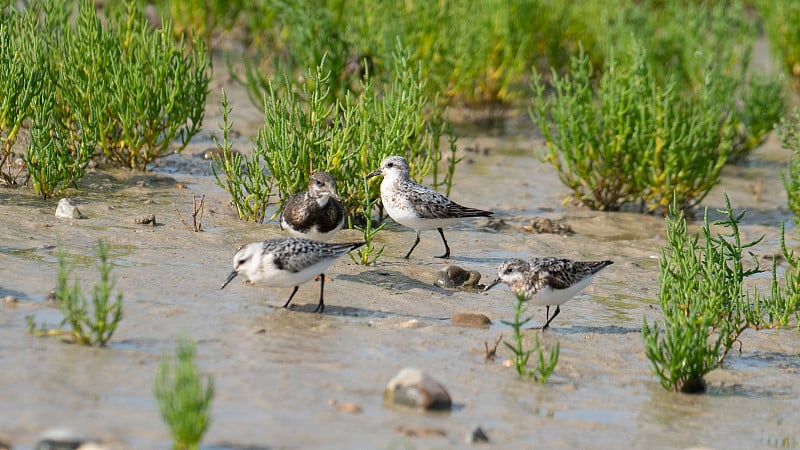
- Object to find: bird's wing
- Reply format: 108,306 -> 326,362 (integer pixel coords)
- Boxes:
262,240 -> 329,273
405,183 -> 455,219
531,258 -> 578,290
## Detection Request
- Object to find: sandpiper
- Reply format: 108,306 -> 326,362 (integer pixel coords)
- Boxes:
484,257 -> 613,329
366,155 -> 492,259
220,237 -> 364,313
280,171 -> 345,242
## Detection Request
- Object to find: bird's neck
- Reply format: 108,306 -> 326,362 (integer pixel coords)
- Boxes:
314,192 -> 330,208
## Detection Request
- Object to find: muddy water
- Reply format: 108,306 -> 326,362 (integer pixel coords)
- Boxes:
2,85 -> 800,450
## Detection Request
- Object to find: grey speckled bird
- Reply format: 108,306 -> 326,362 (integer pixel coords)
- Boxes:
366,155 -> 492,259
484,257 -> 613,329
221,237 -> 364,313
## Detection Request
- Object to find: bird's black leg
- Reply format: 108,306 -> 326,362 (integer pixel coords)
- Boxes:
404,231 -> 422,259
313,273 -> 325,313
282,286 -> 299,309
434,228 -> 450,259
542,305 -> 560,329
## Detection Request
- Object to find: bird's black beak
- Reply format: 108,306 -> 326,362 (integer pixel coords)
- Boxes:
365,168 -> 381,179
483,278 -> 500,292
220,270 -> 238,290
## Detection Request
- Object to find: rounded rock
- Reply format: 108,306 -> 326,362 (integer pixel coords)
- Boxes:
452,313 -> 491,329
384,368 -> 452,411
34,428 -> 106,450
434,265 -> 482,290
133,214 -> 156,225
55,198 -> 84,219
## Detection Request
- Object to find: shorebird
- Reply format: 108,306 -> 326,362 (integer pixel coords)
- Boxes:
221,237 -> 364,313
280,171 -> 345,242
484,257 -> 613,329
366,155 -> 492,259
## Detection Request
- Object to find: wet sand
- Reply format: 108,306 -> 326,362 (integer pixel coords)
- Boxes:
1,74 -> 800,449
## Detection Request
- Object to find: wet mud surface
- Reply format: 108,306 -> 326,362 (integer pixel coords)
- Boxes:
2,81 -> 800,449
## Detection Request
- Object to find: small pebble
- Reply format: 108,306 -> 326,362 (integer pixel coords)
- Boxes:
134,214 -> 156,225
55,198 -> 84,219
452,313 -> 492,329
203,147 -> 240,160
466,426 -> 490,444
522,217 -> 573,235
484,217 -> 510,231
434,265 -> 482,290
395,426 -> 447,437
328,398 -> 362,414
34,428 -> 106,450
46,289 -> 58,305
399,319 -> 423,329
384,368 -> 452,411
3,295 -> 18,306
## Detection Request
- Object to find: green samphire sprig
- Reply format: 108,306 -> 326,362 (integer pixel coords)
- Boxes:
27,239 -> 123,347
502,291 -> 559,383
154,337 -> 214,450
643,194 -> 800,393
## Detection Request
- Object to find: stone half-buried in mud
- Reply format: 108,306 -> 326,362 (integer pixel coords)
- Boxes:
434,265 -> 483,291
383,368 -> 452,412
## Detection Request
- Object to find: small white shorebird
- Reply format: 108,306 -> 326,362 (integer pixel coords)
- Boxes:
280,171 -> 346,242
366,155 -> 493,259
220,237 -> 364,313
484,257 -> 613,329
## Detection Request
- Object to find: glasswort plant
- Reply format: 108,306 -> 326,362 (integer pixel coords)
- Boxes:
530,45 -> 732,214
211,90 -> 274,223
0,11 -> 43,186
25,91 -> 96,199
154,337 -> 214,450
348,176 -> 385,266
778,109 -> 800,217
641,194 -> 800,392
502,291 -> 559,383
53,0 -> 209,171
28,240 -> 123,347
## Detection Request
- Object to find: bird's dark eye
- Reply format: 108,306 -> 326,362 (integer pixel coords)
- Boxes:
505,267 -> 513,274
315,179 -> 323,186
387,162 -> 394,168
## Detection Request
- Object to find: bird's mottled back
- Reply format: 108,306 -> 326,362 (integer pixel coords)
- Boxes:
262,238 -> 363,273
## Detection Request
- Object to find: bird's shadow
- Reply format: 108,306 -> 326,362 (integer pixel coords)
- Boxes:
275,302 -> 452,322
336,269 -> 470,297
540,325 -> 642,335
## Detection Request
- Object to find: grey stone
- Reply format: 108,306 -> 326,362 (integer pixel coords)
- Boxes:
34,428 -> 106,450
466,425 -> 490,444
434,265 -> 482,290
133,214 -> 156,225
55,198 -> 84,219
384,368 -> 452,411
